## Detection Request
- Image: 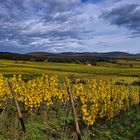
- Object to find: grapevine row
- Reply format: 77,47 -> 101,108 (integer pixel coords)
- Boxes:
0,74 -> 139,126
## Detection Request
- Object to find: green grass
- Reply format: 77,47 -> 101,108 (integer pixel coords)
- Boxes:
1,105 -> 140,140
92,107 -> 140,140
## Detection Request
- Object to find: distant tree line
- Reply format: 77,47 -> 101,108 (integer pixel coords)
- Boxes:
0,52 -> 112,64
0,52 -> 139,64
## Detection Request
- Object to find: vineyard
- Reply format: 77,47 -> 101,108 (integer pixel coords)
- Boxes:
0,73 -> 140,140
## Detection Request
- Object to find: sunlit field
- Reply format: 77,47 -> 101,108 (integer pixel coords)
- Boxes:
0,59 -> 140,84
0,59 -> 140,140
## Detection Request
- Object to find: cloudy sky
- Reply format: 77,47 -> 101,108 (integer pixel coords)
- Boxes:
0,0 -> 140,53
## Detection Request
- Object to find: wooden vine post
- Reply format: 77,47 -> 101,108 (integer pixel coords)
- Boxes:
8,81 -> 26,133
67,86 -> 82,140
128,83 -> 131,108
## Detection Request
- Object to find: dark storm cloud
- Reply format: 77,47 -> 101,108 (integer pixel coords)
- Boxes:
102,4 -> 140,36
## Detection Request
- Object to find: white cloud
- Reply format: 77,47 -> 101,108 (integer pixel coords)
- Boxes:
0,0 -> 140,53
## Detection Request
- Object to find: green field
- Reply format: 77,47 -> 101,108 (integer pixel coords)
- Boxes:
0,59 -> 140,84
